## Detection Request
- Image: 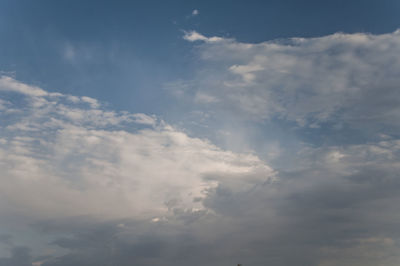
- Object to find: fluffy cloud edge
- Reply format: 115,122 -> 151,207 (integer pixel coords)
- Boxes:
0,76 -> 275,221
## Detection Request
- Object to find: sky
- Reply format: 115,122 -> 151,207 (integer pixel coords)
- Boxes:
1,1 -> 400,265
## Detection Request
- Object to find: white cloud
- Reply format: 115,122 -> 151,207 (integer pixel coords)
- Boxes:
181,30 -> 400,129
0,76 -> 48,97
80,96 -> 100,108
192,9 -> 199,16
229,63 -> 264,83
183,31 -> 224,43
0,77 -> 274,221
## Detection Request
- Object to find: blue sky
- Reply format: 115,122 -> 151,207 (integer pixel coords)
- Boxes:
1,1 -> 400,266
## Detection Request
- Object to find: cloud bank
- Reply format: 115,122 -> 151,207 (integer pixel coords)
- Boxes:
1,29 -> 400,266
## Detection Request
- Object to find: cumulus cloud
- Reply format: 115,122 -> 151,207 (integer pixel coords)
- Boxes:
0,76 -> 274,221
180,30 -> 400,131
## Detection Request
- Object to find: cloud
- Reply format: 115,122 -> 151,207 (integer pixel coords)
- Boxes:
2,79 -> 398,265
25,138 -> 400,266
0,77 -> 274,222
3,27 -> 400,265
183,31 -> 224,43
80,96 -> 100,108
0,235 -> 13,246
131,113 -> 157,126
0,247 -> 32,266
180,30 -> 400,132
62,43 -> 76,62
192,9 -> 199,16
0,76 -> 48,97
194,92 -> 219,103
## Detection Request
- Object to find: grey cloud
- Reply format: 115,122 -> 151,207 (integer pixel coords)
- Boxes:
3,129 -> 399,265
0,235 -> 13,247
28,140 -> 400,266
0,247 -> 32,266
